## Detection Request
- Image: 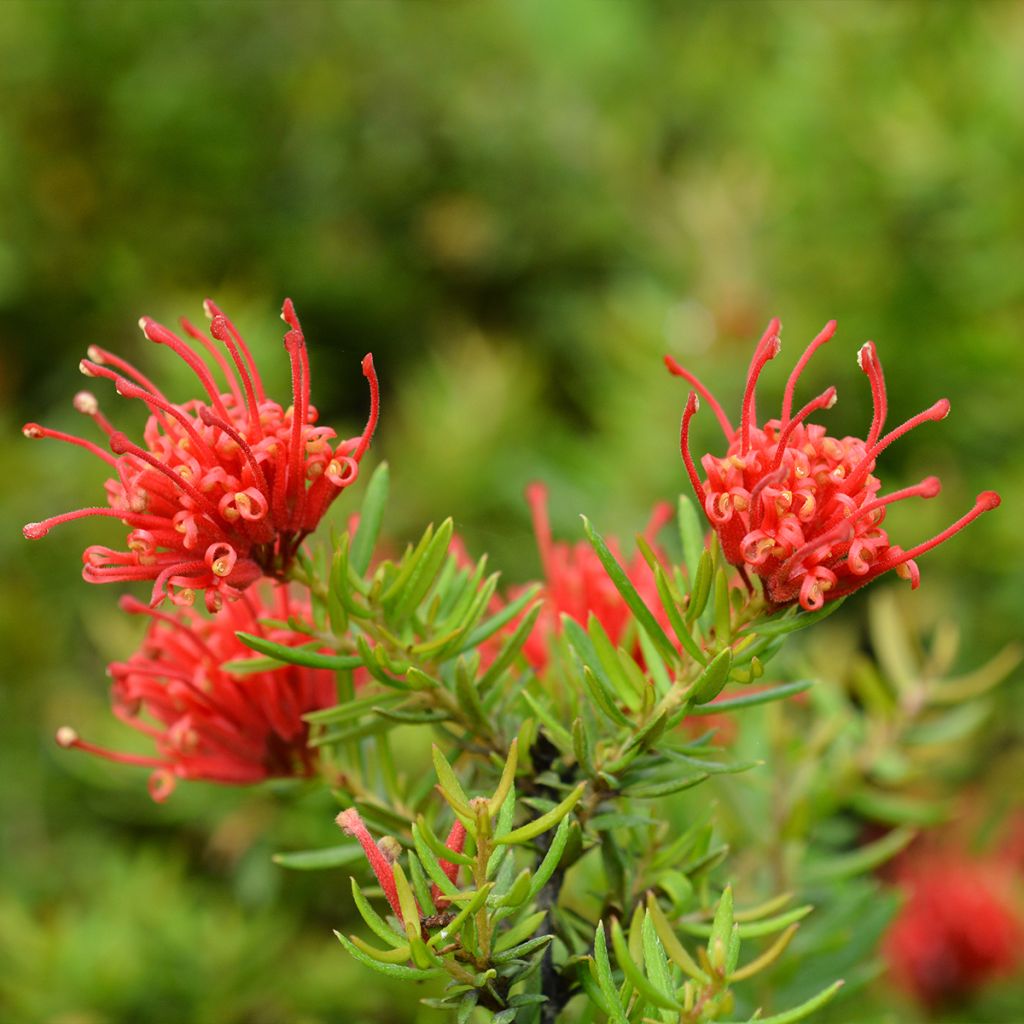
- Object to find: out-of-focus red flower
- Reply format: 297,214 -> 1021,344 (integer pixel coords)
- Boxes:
668,319 -> 999,611
55,584 -> 336,801
24,300 -> 379,611
336,808 -> 466,924
884,850 -> 1022,1008
513,483 -> 672,670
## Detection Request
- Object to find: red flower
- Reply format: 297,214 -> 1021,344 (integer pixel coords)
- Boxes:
515,483 -> 672,670
336,808 -> 466,924
668,318 -> 999,611
24,300 -> 379,611
55,584 -> 336,801
884,851 -> 1022,1008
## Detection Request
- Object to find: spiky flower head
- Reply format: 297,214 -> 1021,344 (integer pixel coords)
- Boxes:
24,300 -> 379,610
668,318 -> 999,611
55,584 -> 336,801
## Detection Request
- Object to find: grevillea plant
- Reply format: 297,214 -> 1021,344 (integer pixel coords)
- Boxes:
25,308 -> 1011,1023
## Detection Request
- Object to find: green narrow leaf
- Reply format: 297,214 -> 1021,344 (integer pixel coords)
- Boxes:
687,680 -> 813,715
410,826 -> 460,902
678,494 -> 705,582
646,894 -> 709,983
680,906 -> 813,940
579,960 -> 615,1017
392,517 -> 455,622
525,816 -> 573,902
304,691 -> 409,726
330,532 -> 369,620
713,569 -> 731,642
691,648 -> 733,705
804,826 -> 915,883
572,717 -> 594,776
729,924 -> 799,982
431,745 -> 473,817
455,657 -> 488,732
625,772 -> 709,799
478,601 -> 543,695
709,886 -> 734,956
488,738 -> 519,816
642,910 -> 675,1004
492,933 -> 554,964
580,665 -> 632,728
495,782 -> 586,845
654,563 -> 707,665
719,981 -> 845,1024
592,922 -> 629,1024
374,706 -> 451,725
581,517 -> 679,666
349,877 -> 407,947
406,851 -> 434,913
458,584 -> 543,654
413,816 -> 474,868
350,462 -> 390,576
687,549 -> 714,624
335,932 -> 441,981
349,934 -> 414,964
272,845 -> 365,871
391,861 -> 422,943
234,633 -> 361,671
493,910 -> 547,953
741,598 -> 846,638
848,788 -> 947,827
426,884 -> 492,949
520,688 -> 574,751
380,523 -> 436,605
585,615 -> 643,710
610,917 -> 681,1010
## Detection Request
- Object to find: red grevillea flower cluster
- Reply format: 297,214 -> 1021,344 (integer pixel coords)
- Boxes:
337,808 -> 467,923
883,850 -> 1022,1008
55,584 -> 336,801
668,319 -> 1000,611
24,300 -> 379,611
514,483 -> 672,670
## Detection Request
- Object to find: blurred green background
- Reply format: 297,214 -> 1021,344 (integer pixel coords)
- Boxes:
1,2 -> 1020,1021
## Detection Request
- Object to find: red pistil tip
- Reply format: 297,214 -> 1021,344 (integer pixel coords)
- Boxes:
108,432 -> 132,455
55,726 -> 79,748
79,359 -> 97,377
281,297 -> 298,328
22,423 -> 43,439
24,522 -> 48,539
932,398 -> 951,420
978,490 -> 1001,511
687,392 -> 700,415
525,480 -> 548,505
920,476 -> 942,499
